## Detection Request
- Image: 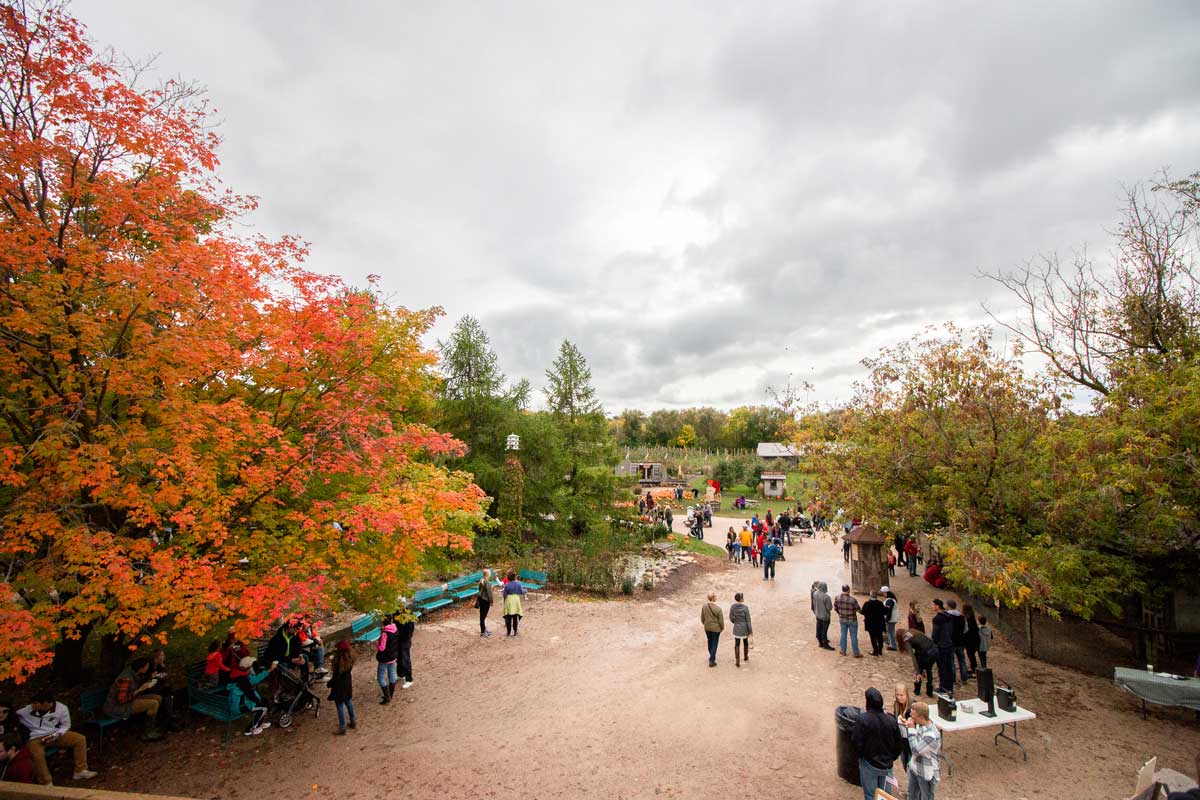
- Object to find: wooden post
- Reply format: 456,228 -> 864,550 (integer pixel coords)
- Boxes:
1024,604 -> 1035,657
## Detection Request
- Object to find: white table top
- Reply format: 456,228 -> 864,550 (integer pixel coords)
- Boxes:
928,696 -> 1036,732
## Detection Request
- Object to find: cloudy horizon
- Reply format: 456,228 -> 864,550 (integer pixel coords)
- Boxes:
87,1 -> 1200,412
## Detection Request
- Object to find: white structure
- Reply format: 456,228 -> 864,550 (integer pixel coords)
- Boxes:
505,433 -> 520,451
757,442 -> 800,460
760,471 -> 787,498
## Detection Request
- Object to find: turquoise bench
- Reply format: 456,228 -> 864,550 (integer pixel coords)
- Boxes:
413,585 -> 452,615
518,569 -> 547,591
448,571 -> 483,601
187,685 -> 242,744
351,613 -> 381,643
79,688 -> 123,755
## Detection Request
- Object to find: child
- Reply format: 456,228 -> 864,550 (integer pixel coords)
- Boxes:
750,540 -> 760,568
200,640 -> 226,688
328,640 -> 356,735
978,616 -> 992,668
228,658 -> 277,736
888,550 -> 897,576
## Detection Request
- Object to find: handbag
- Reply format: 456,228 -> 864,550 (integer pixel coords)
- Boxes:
747,635 -> 754,650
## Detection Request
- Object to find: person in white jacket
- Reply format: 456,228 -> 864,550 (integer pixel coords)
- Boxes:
17,692 -> 97,785
883,587 -> 902,651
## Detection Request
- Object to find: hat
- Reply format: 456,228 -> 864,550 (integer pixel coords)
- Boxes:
335,640 -> 351,652
880,585 -> 891,593
238,656 -> 255,670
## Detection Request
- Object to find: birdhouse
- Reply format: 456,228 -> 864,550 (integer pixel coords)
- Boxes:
845,524 -> 888,594
505,433 -> 520,451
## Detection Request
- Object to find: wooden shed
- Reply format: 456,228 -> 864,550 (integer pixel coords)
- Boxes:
760,471 -> 787,499
845,524 -> 888,594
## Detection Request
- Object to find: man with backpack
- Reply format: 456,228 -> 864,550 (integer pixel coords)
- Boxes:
103,658 -> 164,741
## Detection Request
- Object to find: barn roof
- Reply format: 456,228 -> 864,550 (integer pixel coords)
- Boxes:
757,442 -> 800,458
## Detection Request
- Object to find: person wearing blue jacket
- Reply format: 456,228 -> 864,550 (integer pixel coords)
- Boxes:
228,658 -> 277,736
762,540 -> 782,581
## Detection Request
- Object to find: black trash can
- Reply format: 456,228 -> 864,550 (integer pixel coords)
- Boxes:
835,705 -> 862,785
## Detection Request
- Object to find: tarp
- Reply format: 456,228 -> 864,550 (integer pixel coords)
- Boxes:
1114,667 -> 1200,711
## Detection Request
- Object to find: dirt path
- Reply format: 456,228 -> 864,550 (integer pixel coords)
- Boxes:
95,516 -> 1199,799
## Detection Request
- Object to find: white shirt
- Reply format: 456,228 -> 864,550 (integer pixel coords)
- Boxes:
17,702 -> 71,739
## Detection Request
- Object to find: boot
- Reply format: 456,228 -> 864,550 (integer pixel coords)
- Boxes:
379,686 -> 390,705
914,679 -> 922,697
141,720 -> 165,742
388,681 -> 396,700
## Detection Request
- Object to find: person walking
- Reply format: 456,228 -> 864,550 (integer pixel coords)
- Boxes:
503,570 -> 527,637
396,611 -> 415,689
665,507 -> 673,532
851,687 -> 905,800
977,615 -> 993,668
375,614 -> 399,704
701,593 -> 724,667
930,600 -> 955,694
884,587 -> 901,651
907,600 -> 925,633
963,604 -> 980,677
903,701 -> 942,800
834,585 -> 863,658
761,537 -> 781,581
729,593 -> 752,668
726,528 -> 736,562
902,629 -> 939,698
476,569 -> 494,637
328,640 -> 356,735
862,591 -> 888,657
905,538 -> 920,576
812,581 -> 834,650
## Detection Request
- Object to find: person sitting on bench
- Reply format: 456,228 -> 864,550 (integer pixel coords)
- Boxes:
104,657 -> 165,741
265,618 -> 309,682
17,692 -> 97,785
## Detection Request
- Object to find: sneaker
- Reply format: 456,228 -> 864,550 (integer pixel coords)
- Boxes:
243,729 -> 257,736
483,630 -> 491,638
72,770 -> 98,780
401,680 -> 413,689
257,722 -> 271,731
347,720 -> 356,730
334,727 -> 347,736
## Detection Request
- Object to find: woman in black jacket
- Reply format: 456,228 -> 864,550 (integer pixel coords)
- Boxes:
963,604 -> 981,678
329,640 -> 355,734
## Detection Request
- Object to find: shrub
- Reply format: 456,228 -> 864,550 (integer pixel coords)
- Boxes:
621,577 -> 635,595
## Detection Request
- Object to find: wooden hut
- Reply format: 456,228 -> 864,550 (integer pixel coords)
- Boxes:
845,524 -> 887,594
760,471 -> 787,498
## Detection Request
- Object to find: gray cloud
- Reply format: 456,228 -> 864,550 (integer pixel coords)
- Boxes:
87,1 -> 1200,411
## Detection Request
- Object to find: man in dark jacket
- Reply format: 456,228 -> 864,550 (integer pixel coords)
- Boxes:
861,591 -> 889,656
903,629 -> 939,697
948,599 -> 969,682
265,619 -> 309,682
851,687 -> 904,800
930,599 -> 956,694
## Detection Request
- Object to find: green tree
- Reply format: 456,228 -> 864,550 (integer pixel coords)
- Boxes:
674,424 -> 698,448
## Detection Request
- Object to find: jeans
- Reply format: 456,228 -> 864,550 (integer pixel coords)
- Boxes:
908,558 -> 918,576
839,620 -> 860,655
816,618 -> 830,646
868,628 -> 885,655
954,646 -> 968,680
887,622 -> 898,649
733,543 -> 742,561
763,560 -> 776,579
705,630 -> 720,664
335,700 -> 356,728
858,759 -> 892,800
913,653 -> 935,696
376,660 -> 396,688
908,770 -> 938,800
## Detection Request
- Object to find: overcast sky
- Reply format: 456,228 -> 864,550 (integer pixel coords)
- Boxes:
86,1 -> 1200,412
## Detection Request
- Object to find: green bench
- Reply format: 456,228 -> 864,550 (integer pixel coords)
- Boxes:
448,571 -> 483,601
351,613 -> 381,643
518,569 -> 547,591
187,685 -> 243,743
413,585 -> 452,615
78,687 -> 124,755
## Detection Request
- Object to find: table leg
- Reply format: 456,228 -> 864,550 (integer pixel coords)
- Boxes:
994,721 -> 1028,761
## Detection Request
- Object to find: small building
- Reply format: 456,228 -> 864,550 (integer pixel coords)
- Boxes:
616,459 -> 666,484
760,471 -> 787,498
845,524 -> 888,595
757,442 -> 800,467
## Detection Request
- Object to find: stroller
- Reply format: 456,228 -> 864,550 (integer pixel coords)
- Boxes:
268,664 -> 321,728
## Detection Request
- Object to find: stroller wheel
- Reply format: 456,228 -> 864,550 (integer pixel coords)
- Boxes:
303,697 -> 317,712
278,712 -> 293,729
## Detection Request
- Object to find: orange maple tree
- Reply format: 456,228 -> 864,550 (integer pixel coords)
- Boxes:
0,2 -> 487,683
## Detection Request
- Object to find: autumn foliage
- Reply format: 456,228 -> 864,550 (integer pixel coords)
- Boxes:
0,3 -> 487,682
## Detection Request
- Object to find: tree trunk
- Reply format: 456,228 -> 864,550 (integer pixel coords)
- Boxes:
52,622 -> 94,687
99,632 -> 129,683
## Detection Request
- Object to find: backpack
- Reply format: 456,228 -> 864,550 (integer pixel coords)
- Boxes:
112,676 -> 135,706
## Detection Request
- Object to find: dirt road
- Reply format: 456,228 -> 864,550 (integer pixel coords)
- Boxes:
96,516 -> 1199,799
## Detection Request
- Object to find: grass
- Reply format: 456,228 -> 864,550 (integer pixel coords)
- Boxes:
673,536 -> 726,559
690,471 -> 817,516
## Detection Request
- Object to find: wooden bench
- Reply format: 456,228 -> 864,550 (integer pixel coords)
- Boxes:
351,613 -> 381,643
413,585 -> 452,615
518,569 -> 547,591
78,687 -> 124,756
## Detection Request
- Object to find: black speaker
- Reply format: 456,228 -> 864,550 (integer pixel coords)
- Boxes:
976,668 -> 996,717
937,693 -> 957,721
997,685 -> 1017,713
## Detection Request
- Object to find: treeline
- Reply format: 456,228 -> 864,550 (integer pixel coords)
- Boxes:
609,406 -> 791,450
804,171 -> 1200,628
